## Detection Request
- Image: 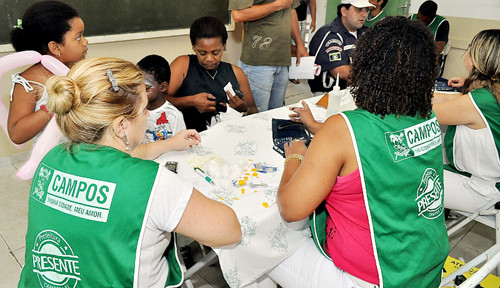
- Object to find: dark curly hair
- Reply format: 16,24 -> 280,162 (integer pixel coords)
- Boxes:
10,0 -> 79,54
137,54 -> 171,84
349,16 -> 437,118
189,16 -> 228,46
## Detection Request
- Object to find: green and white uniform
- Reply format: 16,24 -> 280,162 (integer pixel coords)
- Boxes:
343,109 -> 448,287
443,88 -> 500,213
19,144 -> 192,288
365,9 -> 387,27
312,109 -> 449,287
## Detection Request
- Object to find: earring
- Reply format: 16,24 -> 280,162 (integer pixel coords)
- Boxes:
122,133 -> 130,151
57,53 -> 61,57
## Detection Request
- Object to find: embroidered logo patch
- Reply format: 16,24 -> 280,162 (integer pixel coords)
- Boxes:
415,168 -> 444,219
329,52 -> 341,62
32,230 -> 80,288
385,117 -> 441,162
326,46 -> 342,53
325,38 -> 342,47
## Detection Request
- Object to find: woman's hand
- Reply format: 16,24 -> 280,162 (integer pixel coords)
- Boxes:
284,139 -> 307,158
448,77 -> 465,88
289,101 -> 322,134
169,129 -> 201,151
193,93 -> 217,113
225,90 -> 248,112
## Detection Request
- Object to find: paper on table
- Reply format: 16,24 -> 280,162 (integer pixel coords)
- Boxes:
288,56 -> 318,80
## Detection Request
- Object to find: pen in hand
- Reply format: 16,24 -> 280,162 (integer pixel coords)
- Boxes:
194,167 -> 215,185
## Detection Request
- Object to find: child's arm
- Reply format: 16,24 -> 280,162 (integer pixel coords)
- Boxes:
8,67 -> 53,144
165,55 -> 217,113
131,129 -> 201,160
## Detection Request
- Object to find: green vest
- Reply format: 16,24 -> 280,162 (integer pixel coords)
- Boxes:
18,144 -> 183,288
444,88 -> 500,190
312,109 -> 449,287
410,14 -> 447,40
365,9 -> 387,27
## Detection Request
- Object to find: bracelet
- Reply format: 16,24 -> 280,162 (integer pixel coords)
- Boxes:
40,104 -> 53,119
284,154 -> 304,166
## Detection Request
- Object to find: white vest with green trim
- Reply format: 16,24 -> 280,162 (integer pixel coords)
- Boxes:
311,109 -> 449,288
410,14 -> 447,40
18,144 -> 183,288
444,88 -> 500,189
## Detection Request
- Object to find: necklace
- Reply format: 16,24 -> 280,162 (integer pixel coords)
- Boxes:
205,69 -> 218,80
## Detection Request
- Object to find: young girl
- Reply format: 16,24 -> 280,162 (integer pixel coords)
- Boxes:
8,0 -> 87,145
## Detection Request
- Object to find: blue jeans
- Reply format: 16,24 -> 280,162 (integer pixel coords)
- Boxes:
238,60 -> 289,112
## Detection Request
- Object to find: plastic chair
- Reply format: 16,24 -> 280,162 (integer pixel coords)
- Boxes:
440,195 -> 500,287
178,238 -> 219,288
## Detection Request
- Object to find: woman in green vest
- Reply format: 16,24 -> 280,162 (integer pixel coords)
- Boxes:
272,17 -> 448,288
433,29 -> 500,214
18,57 -> 241,288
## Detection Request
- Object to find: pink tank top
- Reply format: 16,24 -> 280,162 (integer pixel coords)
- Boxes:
324,168 -> 379,285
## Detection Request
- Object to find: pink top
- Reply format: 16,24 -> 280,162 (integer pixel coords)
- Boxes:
324,168 -> 379,285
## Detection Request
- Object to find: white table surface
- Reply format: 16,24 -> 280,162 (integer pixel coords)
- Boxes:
156,96 -> 326,287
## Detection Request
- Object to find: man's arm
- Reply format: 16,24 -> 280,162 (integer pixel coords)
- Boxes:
309,0 -> 317,32
231,0 -> 293,23
329,65 -> 351,82
435,20 -> 450,55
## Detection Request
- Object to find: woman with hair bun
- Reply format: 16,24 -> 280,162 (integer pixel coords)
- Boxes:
18,57 -> 241,288
8,0 -> 87,145
433,29 -> 500,213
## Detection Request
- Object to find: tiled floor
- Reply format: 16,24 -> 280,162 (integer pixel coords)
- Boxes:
0,80 -> 498,288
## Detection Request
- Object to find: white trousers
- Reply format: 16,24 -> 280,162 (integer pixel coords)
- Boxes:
444,170 -> 500,213
265,238 -> 363,288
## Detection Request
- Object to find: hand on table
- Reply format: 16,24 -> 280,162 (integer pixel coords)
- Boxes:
193,92 -> 217,113
284,139 -> 307,158
448,77 -> 465,88
170,129 -> 201,150
289,101 -> 321,134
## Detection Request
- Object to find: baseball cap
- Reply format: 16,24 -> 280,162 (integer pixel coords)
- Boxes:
340,0 -> 376,8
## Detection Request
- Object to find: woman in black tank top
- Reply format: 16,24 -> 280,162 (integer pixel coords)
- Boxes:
166,16 -> 258,132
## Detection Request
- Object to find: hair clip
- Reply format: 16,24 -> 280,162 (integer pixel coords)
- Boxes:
106,69 -> 119,92
13,19 -> 23,29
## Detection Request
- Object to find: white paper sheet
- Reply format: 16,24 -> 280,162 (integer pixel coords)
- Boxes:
288,56 -> 316,80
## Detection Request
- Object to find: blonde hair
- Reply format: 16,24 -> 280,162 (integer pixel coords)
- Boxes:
464,29 -> 500,103
46,57 -> 144,144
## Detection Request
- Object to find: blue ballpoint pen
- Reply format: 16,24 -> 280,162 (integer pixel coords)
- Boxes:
194,167 -> 215,185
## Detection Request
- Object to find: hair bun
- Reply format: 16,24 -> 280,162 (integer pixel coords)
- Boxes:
46,76 -> 82,115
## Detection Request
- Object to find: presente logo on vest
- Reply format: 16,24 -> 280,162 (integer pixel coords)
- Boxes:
385,117 -> 441,162
32,230 -> 80,288
415,168 -> 444,219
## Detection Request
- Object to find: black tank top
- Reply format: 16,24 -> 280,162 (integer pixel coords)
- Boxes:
175,54 -> 240,132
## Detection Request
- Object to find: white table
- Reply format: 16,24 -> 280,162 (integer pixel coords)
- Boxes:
156,96 -> 326,287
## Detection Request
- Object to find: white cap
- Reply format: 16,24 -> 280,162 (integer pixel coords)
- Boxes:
340,0 -> 376,8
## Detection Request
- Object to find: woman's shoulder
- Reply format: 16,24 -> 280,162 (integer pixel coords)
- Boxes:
171,55 -> 191,70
